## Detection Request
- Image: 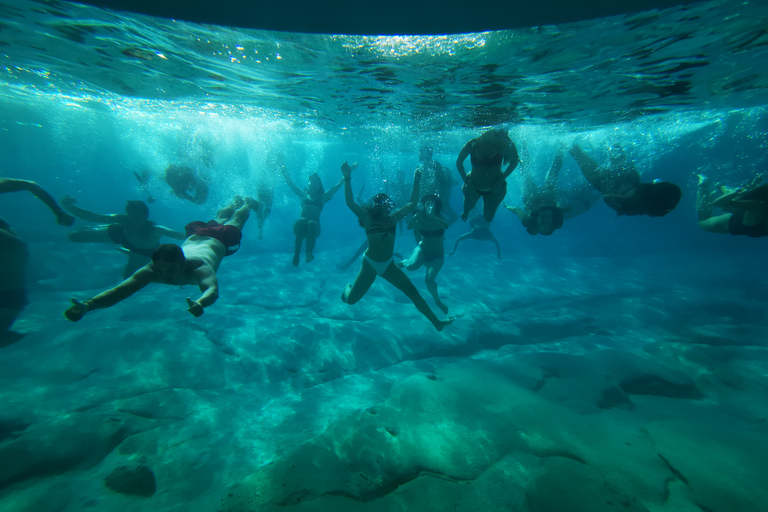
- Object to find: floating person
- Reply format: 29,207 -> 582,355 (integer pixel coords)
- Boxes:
164,164 -> 209,204
449,214 -> 501,260
568,143 -> 681,217
1,178 -> 74,342
133,169 -> 156,204
397,194 -> 451,314
64,196 -> 260,322
456,128 -> 520,222
281,166 -> 343,266
696,174 -> 768,237
62,197 -> 186,278
418,145 -> 458,225
339,162 -> 454,331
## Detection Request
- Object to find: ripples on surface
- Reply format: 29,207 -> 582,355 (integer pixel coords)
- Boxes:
0,0 -> 767,130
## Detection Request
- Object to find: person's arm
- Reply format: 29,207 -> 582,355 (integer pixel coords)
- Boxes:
424,212 -> 449,229
154,225 -> 186,240
505,204 -> 530,225
323,178 -> 345,203
0,178 -> 74,226
64,266 -> 154,321
342,161 -> 366,219
544,150 -> 564,191
281,167 -> 305,199
500,139 -> 520,180
185,267 -> 219,317
489,232 -> 502,259
455,141 -> 473,183
60,196 -> 115,223
392,169 -> 422,223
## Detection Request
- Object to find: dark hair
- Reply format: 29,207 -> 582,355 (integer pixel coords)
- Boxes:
644,182 -> 682,217
367,193 -> 395,219
421,194 -> 442,216
152,243 -> 184,264
533,206 -> 565,235
126,200 -> 149,218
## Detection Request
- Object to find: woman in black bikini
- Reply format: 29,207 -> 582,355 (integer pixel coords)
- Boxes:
456,128 -> 520,223
62,197 -> 185,278
340,162 -> 454,331
398,194 -> 450,314
282,167 -> 344,266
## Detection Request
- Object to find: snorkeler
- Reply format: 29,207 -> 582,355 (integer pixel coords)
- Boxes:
164,164 -> 209,205
456,128 -> 520,223
569,143 -> 681,217
696,174 -> 768,237
450,214 -> 501,260
282,166 -> 344,266
64,196 -> 260,321
62,196 -> 186,278
340,162 -> 454,331
397,194 -> 451,313
1,178 -> 74,341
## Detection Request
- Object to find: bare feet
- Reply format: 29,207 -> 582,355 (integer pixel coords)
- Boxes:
292,253 -> 300,267
435,300 -> 449,315
435,316 -> 455,332
245,196 -> 262,213
306,252 -> 314,263
232,195 -> 245,209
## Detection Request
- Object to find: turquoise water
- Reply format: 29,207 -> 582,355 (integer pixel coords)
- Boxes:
2,0 -> 768,511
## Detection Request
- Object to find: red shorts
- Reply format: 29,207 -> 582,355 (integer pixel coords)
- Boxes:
184,220 -> 242,255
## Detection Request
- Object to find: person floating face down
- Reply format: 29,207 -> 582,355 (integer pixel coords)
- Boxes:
164,164 -> 209,205
569,143 -> 682,217
64,196 -> 260,322
339,161 -> 454,332
456,128 -> 520,223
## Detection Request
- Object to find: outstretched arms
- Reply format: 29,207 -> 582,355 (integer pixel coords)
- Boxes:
392,169 -> 422,223
342,161 -> 366,220
61,196 -> 115,223
0,178 -> 74,226
64,266 -> 154,321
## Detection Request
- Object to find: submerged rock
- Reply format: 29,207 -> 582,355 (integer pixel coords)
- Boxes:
103,465 -> 156,497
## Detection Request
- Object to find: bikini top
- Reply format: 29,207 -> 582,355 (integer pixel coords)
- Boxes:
302,195 -> 324,209
365,222 -> 397,237
471,151 -> 503,167
419,228 -> 445,238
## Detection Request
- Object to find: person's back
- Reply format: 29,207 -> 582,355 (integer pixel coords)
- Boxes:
182,235 -> 225,275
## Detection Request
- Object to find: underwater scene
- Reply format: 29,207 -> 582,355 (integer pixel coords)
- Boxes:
2,0 -> 768,510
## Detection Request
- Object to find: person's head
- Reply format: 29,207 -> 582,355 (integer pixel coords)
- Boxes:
608,144 -> 628,165
421,194 -> 442,216
530,206 -> 564,235
125,200 -> 149,221
307,173 -> 324,197
419,145 -> 434,164
368,193 -> 395,220
150,244 -> 185,283
476,129 -> 508,157
642,181 -> 682,217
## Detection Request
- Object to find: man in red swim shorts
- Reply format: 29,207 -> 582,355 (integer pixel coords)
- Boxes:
64,196 -> 260,321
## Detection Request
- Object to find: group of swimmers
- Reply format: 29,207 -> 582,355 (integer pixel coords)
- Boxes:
2,127 -> 767,339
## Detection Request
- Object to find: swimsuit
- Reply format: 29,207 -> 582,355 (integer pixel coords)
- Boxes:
728,212 -> 768,238
471,152 -> 503,167
365,223 -> 397,237
419,229 -> 445,238
185,220 -> 243,255
363,254 -> 395,276
302,196 -> 324,209
107,224 -> 156,258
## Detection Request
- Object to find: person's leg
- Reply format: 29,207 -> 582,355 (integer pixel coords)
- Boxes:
398,245 -> 424,270
482,182 -> 507,222
425,258 -> 448,314
569,144 -> 605,192
292,218 -> 307,266
67,226 -> 113,243
461,183 -> 481,222
222,203 -> 251,231
696,175 -> 731,233
341,259 -> 378,305
450,233 -> 471,255
305,220 -> 320,263
381,264 -> 452,331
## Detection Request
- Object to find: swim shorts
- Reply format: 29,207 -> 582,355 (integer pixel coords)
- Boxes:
184,220 -> 242,255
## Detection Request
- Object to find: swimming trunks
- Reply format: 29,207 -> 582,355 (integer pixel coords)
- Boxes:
728,212 -> 768,238
363,254 -> 395,276
185,220 -> 243,255
0,288 -> 27,310
107,224 -> 155,258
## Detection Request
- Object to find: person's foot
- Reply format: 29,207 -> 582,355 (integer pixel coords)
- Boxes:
435,316 -> 455,332
461,212 -> 469,222
245,196 -> 262,213
232,195 -> 245,209
292,253 -> 300,267
305,252 -> 314,263
436,300 -> 449,314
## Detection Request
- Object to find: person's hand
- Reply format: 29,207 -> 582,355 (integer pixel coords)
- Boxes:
341,161 -> 358,179
186,297 -> 204,317
414,168 -> 422,180
64,298 -> 89,322
60,195 -> 76,208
